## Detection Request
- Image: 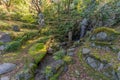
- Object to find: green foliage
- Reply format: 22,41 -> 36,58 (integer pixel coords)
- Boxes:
21,24 -> 37,29
0,41 -> 4,45
21,14 -> 36,23
33,53 -> 46,64
0,21 -> 11,30
63,56 -> 72,63
5,31 -> 38,52
45,66 -> 53,78
53,49 -> 66,60
5,41 -> 21,52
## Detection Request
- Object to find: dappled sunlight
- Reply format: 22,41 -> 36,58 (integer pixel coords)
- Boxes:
0,0 -> 120,80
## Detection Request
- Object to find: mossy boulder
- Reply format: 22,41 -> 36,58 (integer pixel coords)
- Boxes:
91,27 -> 120,42
29,43 -> 46,64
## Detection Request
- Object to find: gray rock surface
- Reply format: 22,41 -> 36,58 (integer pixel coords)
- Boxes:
0,45 -> 5,54
86,57 -> 99,69
0,32 -> 11,43
0,45 -> 5,51
82,48 -> 91,55
118,51 -> 120,60
96,32 -> 107,41
117,67 -> 120,79
0,63 -> 16,74
13,25 -> 20,32
49,60 -> 64,73
1,76 -> 9,80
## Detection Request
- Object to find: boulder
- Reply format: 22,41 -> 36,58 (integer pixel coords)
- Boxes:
12,25 -> 20,32
0,32 -> 11,43
86,57 -> 100,70
82,48 -> 91,55
49,60 -> 64,73
67,48 -> 75,56
86,57 -> 98,68
0,63 -> 16,74
47,47 -> 54,55
96,32 -> 107,41
0,45 -> 5,51
1,76 -> 9,80
117,67 -> 120,80
118,51 -> 120,61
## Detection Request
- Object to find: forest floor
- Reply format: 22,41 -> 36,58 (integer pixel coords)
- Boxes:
59,47 -> 94,80
1,20 -> 120,80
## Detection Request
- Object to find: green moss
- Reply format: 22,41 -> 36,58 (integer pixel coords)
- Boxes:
0,41 -> 4,45
63,56 -> 72,63
93,41 -> 112,46
93,27 -> 119,34
29,43 -> 46,64
29,43 -> 44,55
33,53 -> 46,64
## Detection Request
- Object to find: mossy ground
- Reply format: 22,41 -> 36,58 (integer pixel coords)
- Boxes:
0,20 -> 52,78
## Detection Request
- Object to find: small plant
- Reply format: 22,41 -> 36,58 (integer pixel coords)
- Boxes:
63,56 -> 72,63
53,49 -> 66,60
45,66 -> 53,79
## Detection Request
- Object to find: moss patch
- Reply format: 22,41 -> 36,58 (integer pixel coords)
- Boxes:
93,27 -> 119,34
29,43 -> 46,64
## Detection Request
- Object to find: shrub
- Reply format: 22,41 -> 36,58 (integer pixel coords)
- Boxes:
63,56 -> 72,63
5,41 -> 21,52
21,14 -> 36,23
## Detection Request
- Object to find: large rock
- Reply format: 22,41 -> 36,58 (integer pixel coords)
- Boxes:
67,48 -> 75,56
1,76 -> 9,80
96,32 -> 107,41
86,57 -> 101,70
0,63 -> 16,74
117,67 -> 120,80
49,60 -> 64,73
118,51 -> 120,61
0,32 -> 11,43
82,48 -> 91,55
0,45 -> 5,51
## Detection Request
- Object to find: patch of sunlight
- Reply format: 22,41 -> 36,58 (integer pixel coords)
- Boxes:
29,43 -> 46,55
22,46 -> 26,49
28,40 -> 34,43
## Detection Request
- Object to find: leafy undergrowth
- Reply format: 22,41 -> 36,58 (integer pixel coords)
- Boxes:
0,20 -> 54,78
